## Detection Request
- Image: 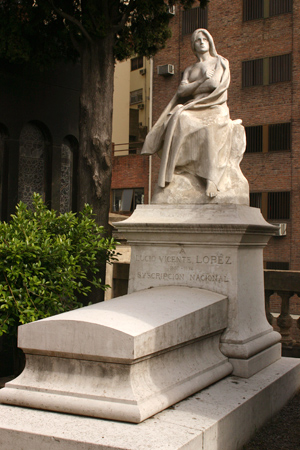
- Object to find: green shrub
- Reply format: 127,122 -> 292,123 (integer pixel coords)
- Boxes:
0,193 -> 118,338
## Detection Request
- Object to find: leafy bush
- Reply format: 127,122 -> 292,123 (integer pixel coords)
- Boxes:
0,194 -> 118,338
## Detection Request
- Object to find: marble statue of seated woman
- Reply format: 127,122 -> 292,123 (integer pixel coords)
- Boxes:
141,29 -> 249,205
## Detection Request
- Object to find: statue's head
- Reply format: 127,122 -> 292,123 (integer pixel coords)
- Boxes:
191,29 -> 217,57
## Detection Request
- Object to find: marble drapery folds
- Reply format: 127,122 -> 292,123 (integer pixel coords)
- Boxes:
142,55 -> 232,191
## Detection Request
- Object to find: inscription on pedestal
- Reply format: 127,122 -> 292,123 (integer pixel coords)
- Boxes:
135,253 -> 232,266
137,271 -> 229,283
131,248 -> 235,292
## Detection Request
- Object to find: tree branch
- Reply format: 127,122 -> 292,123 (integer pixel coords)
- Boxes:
69,30 -> 82,54
112,0 -> 136,33
45,0 -> 93,44
102,0 -> 109,23
87,9 -> 98,33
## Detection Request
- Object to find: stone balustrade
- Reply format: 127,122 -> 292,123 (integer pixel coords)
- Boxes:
264,270 -> 300,357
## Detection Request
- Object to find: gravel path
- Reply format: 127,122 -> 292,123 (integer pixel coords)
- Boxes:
243,391 -> 300,450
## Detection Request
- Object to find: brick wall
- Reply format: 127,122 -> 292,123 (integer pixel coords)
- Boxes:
111,153 -> 150,204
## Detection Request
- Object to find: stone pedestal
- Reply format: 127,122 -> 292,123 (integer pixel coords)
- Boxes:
115,204 -> 281,377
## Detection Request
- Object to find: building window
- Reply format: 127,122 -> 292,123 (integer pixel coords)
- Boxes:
250,191 -> 290,220
131,56 -> 143,71
242,55 -> 291,87
250,192 -> 262,209
266,261 -> 290,270
269,0 -> 292,16
268,123 -> 291,151
245,125 -> 263,152
18,123 -> 45,207
130,89 -> 143,105
60,136 -> 78,214
269,54 -> 292,84
112,188 -> 144,213
243,0 -> 292,21
243,0 -> 264,21
18,122 -> 52,208
182,6 -> 208,35
246,122 -> 291,153
268,191 -> 290,220
242,59 -> 263,87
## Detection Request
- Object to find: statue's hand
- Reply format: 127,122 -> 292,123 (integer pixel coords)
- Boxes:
205,68 -> 215,79
176,80 -> 189,97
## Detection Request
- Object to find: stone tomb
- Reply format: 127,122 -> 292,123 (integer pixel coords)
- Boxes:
0,203 -> 300,450
0,286 -> 232,423
0,203 -> 282,424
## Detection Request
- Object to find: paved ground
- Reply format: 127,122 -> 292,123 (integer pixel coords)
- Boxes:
243,391 -> 300,450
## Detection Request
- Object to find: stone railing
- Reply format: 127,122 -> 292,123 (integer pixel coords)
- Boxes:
264,270 -> 300,357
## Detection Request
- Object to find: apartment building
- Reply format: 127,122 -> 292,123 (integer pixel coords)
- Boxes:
111,56 -> 152,215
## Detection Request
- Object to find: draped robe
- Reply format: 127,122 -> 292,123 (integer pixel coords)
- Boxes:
141,56 -> 232,190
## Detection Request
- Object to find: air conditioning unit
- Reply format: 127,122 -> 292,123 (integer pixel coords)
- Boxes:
139,68 -> 146,75
157,64 -> 175,76
168,5 -> 176,15
273,223 -> 287,236
138,103 -> 144,110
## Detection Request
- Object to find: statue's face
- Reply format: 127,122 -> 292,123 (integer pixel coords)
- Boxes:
194,32 -> 210,54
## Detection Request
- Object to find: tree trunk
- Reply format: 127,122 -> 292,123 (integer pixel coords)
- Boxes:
78,34 -> 115,303
78,35 -> 115,231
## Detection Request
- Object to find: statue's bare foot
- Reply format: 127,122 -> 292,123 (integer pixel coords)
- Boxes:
206,180 -> 218,198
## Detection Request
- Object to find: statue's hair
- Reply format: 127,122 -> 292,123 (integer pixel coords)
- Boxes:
191,29 -> 218,58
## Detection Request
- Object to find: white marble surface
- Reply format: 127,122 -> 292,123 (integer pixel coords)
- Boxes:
141,30 -> 248,205
152,121 -> 249,205
229,343 -> 282,378
0,358 -> 299,450
0,286 -> 231,423
17,286 -> 227,360
118,203 -> 274,226
115,204 -> 281,377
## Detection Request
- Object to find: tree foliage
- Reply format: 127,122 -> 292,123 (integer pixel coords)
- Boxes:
0,0 -> 209,306
0,194 -> 118,338
0,0 -> 209,232
0,0 -> 209,69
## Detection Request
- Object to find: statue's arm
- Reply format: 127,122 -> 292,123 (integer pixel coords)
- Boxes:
199,64 -> 223,91
176,66 -> 214,98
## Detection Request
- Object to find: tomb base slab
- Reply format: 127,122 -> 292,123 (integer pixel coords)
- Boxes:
0,358 -> 299,450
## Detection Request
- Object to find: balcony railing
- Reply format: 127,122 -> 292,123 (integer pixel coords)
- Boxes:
113,142 -> 144,156
264,270 -> 300,357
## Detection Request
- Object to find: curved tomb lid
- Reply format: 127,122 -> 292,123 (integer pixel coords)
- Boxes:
18,286 -> 228,362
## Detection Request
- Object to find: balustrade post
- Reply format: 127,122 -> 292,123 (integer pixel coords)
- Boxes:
264,289 -> 274,326
277,291 -> 294,346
